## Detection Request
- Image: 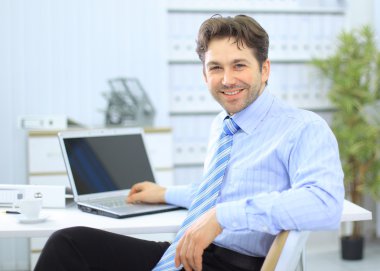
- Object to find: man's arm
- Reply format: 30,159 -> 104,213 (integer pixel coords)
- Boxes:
217,119 -> 344,235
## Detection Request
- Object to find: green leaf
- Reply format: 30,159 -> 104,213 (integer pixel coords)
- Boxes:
311,25 -> 380,208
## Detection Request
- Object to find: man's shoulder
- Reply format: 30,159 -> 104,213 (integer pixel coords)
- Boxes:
271,97 -> 326,126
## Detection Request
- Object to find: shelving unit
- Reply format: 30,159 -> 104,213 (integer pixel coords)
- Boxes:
166,0 -> 346,184
167,0 -> 345,12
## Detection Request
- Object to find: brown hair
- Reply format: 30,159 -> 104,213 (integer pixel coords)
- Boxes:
196,14 -> 269,70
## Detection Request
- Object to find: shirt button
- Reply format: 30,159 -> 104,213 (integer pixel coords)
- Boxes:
262,226 -> 269,232
232,222 -> 238,228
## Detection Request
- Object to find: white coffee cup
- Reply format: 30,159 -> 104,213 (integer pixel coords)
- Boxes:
19,198 -> 43,219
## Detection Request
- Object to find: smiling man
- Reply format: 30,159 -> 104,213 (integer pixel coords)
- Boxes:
35,15 -> 344,271
204,38 -> 268,115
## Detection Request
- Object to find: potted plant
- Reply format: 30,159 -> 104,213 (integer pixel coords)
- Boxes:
311,25 -> 380,260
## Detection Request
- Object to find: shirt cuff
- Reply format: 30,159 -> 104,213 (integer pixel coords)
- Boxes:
216,200 -> 248,231
165,185 -> 191,208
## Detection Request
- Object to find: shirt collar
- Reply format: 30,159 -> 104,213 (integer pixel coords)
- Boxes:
227,90 -> 274,135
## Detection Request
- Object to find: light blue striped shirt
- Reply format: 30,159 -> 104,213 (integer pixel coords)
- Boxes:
166,90 -> 344,257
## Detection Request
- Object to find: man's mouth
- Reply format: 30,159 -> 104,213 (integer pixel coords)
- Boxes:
223,89 -> 243,96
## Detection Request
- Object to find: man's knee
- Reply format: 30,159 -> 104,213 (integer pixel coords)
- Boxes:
36,227 -> 92,271
44,226 -> 90,252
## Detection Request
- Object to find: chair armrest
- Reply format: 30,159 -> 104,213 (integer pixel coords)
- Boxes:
261,230 -> 310,271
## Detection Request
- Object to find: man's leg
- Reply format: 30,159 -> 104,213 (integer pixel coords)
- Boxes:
34,226 -> 170,271
200,244 -> 265,271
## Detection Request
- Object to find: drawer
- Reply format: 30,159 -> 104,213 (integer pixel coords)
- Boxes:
144,131 -> 173,169
31,237 -> 48,250
154,170 -> 174,186
30,237 -> 48,271
173,142 -> 207,165
29,174 -> 70,188
28,136 -> 66,173
30,252 -> 40,271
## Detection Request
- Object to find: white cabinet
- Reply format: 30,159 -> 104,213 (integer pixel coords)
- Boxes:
143,128 -> 174,186
28,136 -> 66,174
28,131 -> 69,188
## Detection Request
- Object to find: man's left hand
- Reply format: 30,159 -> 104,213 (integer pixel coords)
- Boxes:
175,208 -> 222,271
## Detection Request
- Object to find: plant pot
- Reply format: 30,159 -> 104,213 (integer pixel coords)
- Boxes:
341,236 -> 364,260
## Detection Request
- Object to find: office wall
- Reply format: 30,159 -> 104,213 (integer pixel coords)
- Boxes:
0,0 -> 168,185
0,0 -> 167,269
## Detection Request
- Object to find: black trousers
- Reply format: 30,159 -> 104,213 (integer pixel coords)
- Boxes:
34,226 -> 264,271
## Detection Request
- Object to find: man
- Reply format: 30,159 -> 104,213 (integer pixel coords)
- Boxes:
35,15 -> 344,271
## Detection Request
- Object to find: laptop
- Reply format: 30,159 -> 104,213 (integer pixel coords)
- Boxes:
58,127 -> 182,218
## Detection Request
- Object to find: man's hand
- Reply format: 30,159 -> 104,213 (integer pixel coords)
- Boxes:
175,208 -> 222,271
126,181 -> 166,204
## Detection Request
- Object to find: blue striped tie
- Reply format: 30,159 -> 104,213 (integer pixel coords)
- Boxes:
153,117 -> 240,271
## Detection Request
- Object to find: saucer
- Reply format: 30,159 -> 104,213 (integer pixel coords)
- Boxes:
18,214 -> 49,224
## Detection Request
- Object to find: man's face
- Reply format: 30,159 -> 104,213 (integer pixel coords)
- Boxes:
203,37 -> 270,115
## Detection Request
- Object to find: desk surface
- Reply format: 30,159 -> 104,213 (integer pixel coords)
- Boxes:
341,200 -> 372,222
0,200 -> 371,238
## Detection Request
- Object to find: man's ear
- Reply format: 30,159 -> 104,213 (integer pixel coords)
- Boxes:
261,59 -> 270,84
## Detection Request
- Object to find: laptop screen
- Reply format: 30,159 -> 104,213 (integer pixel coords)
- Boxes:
63,134 -> 155,195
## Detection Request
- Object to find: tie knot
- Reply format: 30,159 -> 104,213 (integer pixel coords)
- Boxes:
223,117 -> 240,135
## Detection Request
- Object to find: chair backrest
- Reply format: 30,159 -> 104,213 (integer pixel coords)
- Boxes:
261,230 -> 310,271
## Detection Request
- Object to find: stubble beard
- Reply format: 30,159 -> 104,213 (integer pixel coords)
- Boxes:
212,80 -> 263,115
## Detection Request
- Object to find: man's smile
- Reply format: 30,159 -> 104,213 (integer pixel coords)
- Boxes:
221,88 -> 244,96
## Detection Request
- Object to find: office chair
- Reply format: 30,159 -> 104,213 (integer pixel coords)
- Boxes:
261,230 -> 310,271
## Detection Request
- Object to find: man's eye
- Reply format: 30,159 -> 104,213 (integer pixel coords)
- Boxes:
235,64 -> 246,69
209,66 -> 221,71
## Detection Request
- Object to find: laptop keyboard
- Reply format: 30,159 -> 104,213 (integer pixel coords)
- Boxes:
87,196 -> 163,211
88,196 -> 130,208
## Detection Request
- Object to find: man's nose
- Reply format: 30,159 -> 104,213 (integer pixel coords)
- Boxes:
222,69 -> 237,85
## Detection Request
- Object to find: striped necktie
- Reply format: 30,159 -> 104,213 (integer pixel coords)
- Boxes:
153,116 -> 240,271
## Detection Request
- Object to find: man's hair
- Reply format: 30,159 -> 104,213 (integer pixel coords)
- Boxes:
196,14 -> 269,69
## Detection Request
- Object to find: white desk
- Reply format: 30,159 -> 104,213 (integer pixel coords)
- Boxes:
341,200 -> 372,222
0,200 -> 371,238
0,207 -> 187,238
